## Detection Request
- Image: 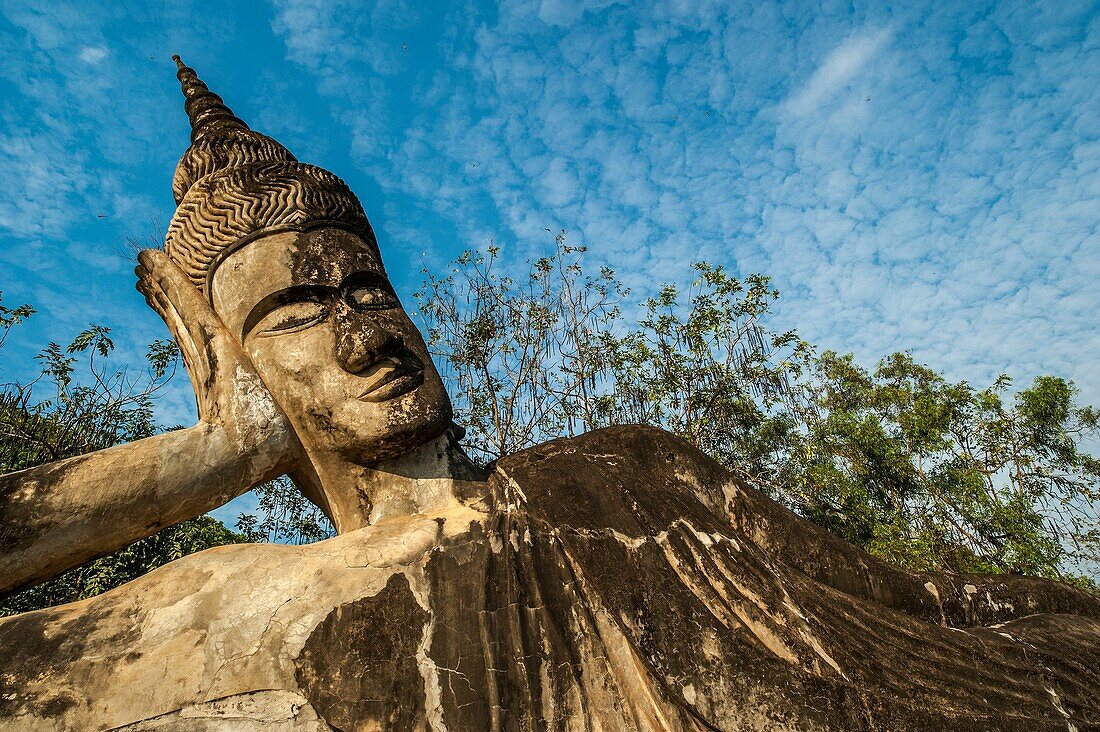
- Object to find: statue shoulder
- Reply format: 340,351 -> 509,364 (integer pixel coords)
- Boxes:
490,425 -> 735,533
0,510 -> 479,730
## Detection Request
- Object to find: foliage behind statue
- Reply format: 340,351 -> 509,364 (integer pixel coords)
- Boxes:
418,239 -> 1100,586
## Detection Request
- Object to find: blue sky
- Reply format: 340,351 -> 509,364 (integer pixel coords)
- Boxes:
2,1 -> 1099,523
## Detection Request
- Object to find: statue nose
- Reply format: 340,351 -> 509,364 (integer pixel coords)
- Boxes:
332,304 -> 403,374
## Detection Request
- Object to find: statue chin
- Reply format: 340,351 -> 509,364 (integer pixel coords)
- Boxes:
325,380 -> 454,464
257,342 -> 455,467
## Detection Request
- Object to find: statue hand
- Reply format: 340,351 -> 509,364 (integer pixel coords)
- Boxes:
135,250 -> 298,458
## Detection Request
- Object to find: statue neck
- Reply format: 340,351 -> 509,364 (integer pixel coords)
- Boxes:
293,432 -> 491,534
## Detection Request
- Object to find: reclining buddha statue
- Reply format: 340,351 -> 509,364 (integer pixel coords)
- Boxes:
1,57 -> 1098,731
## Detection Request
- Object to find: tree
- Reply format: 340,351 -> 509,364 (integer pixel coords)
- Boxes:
0,295 -> 243,616
416,234 -> 627,461
235,476 -> 334,545
415,233 -> 808,467
790,352 -> 1100,584
0,291 -> 35,351
589,262 -> 809,483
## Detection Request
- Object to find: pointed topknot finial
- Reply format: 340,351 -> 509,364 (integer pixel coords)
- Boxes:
172,54 -> 249,143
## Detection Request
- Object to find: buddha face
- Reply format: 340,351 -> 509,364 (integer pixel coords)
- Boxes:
209,227 -> 452,463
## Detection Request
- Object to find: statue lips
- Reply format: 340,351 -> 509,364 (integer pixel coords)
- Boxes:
356,353 -> 425,403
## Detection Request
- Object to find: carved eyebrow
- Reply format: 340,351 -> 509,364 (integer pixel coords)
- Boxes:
340,270 -> 396,295
242,284 -> 333,338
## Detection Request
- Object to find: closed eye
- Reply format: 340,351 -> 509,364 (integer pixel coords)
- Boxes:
250,300 -> 328,337
342,272 -> 399,311
242,284 -> 333,339
346,286 -> 398,310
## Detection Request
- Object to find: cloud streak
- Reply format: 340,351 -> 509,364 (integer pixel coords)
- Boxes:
782,26 -> 892,117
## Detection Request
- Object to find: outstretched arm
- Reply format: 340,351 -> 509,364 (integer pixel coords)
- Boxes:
0,252 -> 300,596
0,421 -> 293,595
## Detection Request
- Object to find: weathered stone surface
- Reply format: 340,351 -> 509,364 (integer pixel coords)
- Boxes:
493,426 -> 1100,729
3,427 -> 1099,730
117,691 -> 329,731
2,57 -> 1098,731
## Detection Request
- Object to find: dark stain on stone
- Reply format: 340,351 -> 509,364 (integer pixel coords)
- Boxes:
295,572 -> 428,731
288,227 -> 381,292
489,425 -> 1100,729
497,425 -> 1100,628
423,513 -> 596,729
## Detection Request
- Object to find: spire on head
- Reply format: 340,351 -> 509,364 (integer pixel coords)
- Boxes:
169,55 -> 297,204
172,55 -> 249,143
165,56 -> 379,297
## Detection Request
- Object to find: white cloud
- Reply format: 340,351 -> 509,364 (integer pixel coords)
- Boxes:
78,45 -> 108,64
781,27 -> 893,118
0,0 -> 1092,538
0,1 -> 213,430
